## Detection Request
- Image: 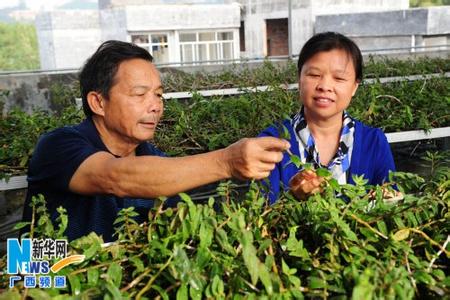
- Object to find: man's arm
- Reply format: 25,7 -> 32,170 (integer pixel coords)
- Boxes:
69,137 -> 290,198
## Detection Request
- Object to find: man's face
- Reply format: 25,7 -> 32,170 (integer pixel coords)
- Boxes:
299,49 -> 359,122
102,58 -> 164,144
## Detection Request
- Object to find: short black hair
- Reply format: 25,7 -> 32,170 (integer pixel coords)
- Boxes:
297,32 -> 363,82
79,40 -> 153,117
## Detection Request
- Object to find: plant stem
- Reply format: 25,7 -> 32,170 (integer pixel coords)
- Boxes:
135,255 -> 173,300
409,229 -> 450,257
350,213 -> 388,240
121,267 -> 152,292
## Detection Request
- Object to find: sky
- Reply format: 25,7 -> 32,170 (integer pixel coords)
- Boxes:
0,0 -> 97,11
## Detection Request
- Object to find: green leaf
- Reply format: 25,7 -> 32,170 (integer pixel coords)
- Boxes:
87,268 -> 99,286
281,258 -> 291,275
0,290 -> 21,300
68,274 -> 82,295
376,221 -> 388,236
56,206 -> 68,237
195,247 -> 211,269
349,246 -> 366,257
199,222 -> 213,249
107,262 -> 123,287
189,283 -> 203,300
105,281 -> 123,299
177,283 -> 188,300
392,229 -> 410,241
352,281 -> 374,300
241,230 -> 259,285
285,227 -> 310,259
83,241 -> 101,260
289,276 -> 301,289
152,285 -> 170,300
316,168 -> 331,178
308,276 -> 326,289
289,154 -> 302,168
215,228 -> 236,255
25,289 -> 52,300
13,221 -> 30,230
415,271 -> 435,285
281,124 -> 291,140
258,263 -> 273,295
173,245 -> 192,283
129,256 -> 145,273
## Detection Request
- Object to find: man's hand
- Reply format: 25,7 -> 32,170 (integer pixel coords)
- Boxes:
289,169 -> 325,200
222,137 -> 290,180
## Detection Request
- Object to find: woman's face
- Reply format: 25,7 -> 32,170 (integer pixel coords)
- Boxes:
299,49 -> 359,123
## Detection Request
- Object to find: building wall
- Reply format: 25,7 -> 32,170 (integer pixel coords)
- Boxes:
311,0 -> 409,15
234,0 -> 408,58
315,6 -> 450,53
99,8 -> 128,41
427,7 -> 450,35
315,9 -> 428,37
237,0 -> 311,58
37,3 -> 240,69
35,1 -> 449,69
36,29 -> 56,70
124,3 -> 240,31
99,0 -> 161,9
35,10 -> 101,70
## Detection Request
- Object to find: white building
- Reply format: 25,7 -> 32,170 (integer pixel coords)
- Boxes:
36,0 -> 242,69
36,0 -> 450,70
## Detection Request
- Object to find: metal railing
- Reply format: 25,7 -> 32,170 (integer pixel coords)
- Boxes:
0,45 -> 448,75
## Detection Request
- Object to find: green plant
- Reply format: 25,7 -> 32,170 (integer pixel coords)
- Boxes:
48,81 -> 81,113
1,58 -> 449,178
162,57 -> 450,93
0,106 -> 83,179
1,159 -> 448,299
0,22 -> 39,71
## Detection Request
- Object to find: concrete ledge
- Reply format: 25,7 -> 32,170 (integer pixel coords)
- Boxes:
386,127 -> 450,144
0,176 -> 27,191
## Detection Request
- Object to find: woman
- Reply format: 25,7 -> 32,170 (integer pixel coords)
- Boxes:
259,32 -> 395,204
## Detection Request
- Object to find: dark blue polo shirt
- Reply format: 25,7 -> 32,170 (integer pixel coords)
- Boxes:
22,118 -> 166,242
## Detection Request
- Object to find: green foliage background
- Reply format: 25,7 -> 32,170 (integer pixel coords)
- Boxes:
0,58 -> 449,179
0,22 -> 39,71
410,0 -> 450,6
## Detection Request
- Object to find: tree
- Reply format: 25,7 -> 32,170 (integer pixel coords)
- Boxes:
410,0 -> 450,7
0,22 -> 39,71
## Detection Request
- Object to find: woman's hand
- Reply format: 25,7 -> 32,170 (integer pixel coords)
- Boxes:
289,169 -> 325,200
368,186 -> 404,204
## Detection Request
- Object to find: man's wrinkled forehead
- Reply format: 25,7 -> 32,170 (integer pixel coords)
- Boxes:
111,59 -> 161,89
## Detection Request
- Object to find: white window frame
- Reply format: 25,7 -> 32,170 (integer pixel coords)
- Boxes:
129,32 -> 171,64
178,30 -> 235,65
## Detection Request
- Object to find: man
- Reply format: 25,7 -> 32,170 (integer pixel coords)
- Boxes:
22,40 -> 289,242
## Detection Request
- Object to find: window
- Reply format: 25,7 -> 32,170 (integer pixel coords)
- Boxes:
179,31 -> 234,64
131,33 -> 169,63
